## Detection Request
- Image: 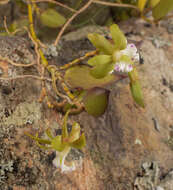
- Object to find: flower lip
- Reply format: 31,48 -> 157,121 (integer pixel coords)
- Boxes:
114,61 -> 133,73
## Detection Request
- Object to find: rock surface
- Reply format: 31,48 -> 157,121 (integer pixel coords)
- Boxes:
0,19 -> 173,190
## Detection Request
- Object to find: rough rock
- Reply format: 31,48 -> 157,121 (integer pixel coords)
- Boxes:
0,19 -> 173,190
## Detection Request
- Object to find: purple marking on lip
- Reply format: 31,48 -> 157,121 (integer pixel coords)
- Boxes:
130,44 -> 135,48
115,65 -> 120,72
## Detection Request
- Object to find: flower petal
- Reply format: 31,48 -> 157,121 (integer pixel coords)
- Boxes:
88,33 -> 114,55
110,24 -> 127,50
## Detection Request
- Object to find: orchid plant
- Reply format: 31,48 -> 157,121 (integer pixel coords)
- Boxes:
25,110 -> 86,173
65,24 -> 144,117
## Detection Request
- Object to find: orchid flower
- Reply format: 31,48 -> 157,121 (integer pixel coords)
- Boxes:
88,24 -> 140,75
87,24 -> 144,107
25,110 -> 86,173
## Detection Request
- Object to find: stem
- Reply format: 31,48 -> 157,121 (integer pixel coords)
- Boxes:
54,0 -> 94,46
34,0 -> 76,13
93,0 -> 139,11
27,0 -> 74,102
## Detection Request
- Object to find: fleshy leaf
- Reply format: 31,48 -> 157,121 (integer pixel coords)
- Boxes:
70,133 -> 86,149
40,9 -> 66,28
128,69 -> 144,107
138,0 -> 148,12
68,122 -> 81,143
152,0 -> 173,20
83,87 -> 110,117
110,24 -> 127,50
88,55 -> 114,79
149,0 -> 160,7
88,33 -> 114,55
65,65 -> 120,89
51,136 -> 67,152
130,80 -> 145,108
128,68 -> 138,82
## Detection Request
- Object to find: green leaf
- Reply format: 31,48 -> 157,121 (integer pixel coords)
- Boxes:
8,22 -> 18,33
149,0 -> 160,7
152,0 -> 173,20
110,24 -> 127,50
40,9 -> 66,28
68,122 -> 81,143
83,87 -> 110,117
130,80 -> 144,108
88,33 -> 114,55
70,133 -> 86,149
138,0 -> 148,12
51,136 -> 67,152
88,55 -> 114,79
128,69 -> 144,107
65,65 -> 120,90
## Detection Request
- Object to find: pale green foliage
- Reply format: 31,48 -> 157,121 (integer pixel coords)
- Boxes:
83,88 -> 110,117
138,0 -> 148,12
87,24 -> 144,108
65,24 -> 145,116
152,0 -> 173,20
88,55 -> 113,79
149,0 -> 160,8
40,9 -> 66,28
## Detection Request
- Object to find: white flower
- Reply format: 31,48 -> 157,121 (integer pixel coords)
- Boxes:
112,43 -> 139,73
115,43 -> 139,63
114,61 -> 133,73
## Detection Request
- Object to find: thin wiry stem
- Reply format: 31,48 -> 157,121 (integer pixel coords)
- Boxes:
0,55 -> 36,67
34,0 -> 76,13
0,75 -> 52,82
93,0 -> 139,11
54,0 -> 94,46
3,16 -> 10,35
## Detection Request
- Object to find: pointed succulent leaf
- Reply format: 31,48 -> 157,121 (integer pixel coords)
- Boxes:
40,9 -> 66,28
70,133 -> 86,149
138,0 -> 148,12
152,0 -> 173,20
110,24 -> 127,50
88,55 -> 114,79
88,33 -> 114,55
51,136 -> 67,152
83,87 -> 110,117
68,122 -> 81,143
25,132 -> 51,145
129,70 -> 144,107
65,65 -> 120,89
149,0 -> 160,7
128,68 -> 138,82
130,80 -> 145,108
